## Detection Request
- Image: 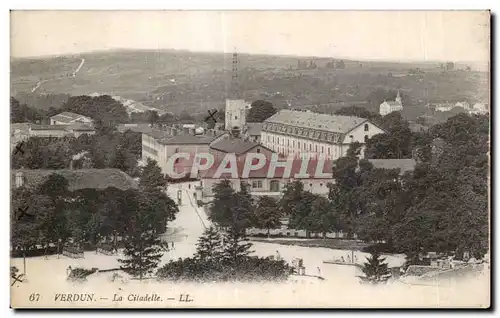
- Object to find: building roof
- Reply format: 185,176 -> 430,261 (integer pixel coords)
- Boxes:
30,124 -> 95,132
264,110 -> 368,134
159,134 -> 217,145
117,123 -> 154,134
198,158 -> 334,179
210,139 -> 260,155
367,159 -> 417,174
246,123 -> 263,136
11,123 -> 31,135
12,169 -> 138,191
30,124 -> 69,131
67,124 -> 95,131
50,112 -> 92,124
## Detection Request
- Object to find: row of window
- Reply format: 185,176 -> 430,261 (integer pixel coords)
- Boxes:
263,123 -> 371,141
250,180 -> 325,191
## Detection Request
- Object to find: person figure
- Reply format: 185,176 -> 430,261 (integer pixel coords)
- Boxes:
171,241 -> 175,250
188,184 -> 191,189
347,255 -> 351,263
276,250 -> 281,261
66,265 -> 72,278
317,266 -> 321,277
341,256 -> 345,263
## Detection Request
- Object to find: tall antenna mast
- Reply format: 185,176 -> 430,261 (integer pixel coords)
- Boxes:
231,48 -> 239,98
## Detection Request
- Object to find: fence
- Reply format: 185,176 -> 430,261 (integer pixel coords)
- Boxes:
62,245 -> 84,259
96,243 -> 116,256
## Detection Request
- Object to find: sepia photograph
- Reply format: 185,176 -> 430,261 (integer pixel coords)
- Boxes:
9,10 -> 490,308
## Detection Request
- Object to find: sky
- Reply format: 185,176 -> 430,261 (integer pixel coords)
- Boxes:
10,11 -> 490,63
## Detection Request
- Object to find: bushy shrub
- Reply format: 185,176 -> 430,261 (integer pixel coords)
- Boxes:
156,256 -> 292,283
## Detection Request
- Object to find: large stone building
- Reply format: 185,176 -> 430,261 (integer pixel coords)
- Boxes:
141,128 -> 227,175
209,138 -> 273,163
379,90 -> 403,116
225,99 -> 250,131
29,124 -> 95,138
261,110 -> 386,160
198,158 -> 334,202
50,112 -> 94,126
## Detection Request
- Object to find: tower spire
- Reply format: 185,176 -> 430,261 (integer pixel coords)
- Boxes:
231,48 -> 239,98
396,89 -> 402,104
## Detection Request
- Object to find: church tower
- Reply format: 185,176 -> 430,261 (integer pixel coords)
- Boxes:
225,49 -> 248,131
396,90 -> 402,104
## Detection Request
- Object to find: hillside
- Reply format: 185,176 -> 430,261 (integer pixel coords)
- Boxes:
10,49 -> 489,118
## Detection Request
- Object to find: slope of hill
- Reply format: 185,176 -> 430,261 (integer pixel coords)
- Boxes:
10,49 -> 489,118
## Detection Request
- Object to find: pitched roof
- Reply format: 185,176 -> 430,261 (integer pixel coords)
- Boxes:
30,124 -> 68,131
264,110 -> 368,134
199,158 -> 334,179
159,134 -> 217,145
12,169 -> 138,191
50,112 -> 92,124
210,139 -> 260,155
30,124 -> 95,132
367,159 -> 417,174
246,123 -> 263,136
67,124 -> 95,131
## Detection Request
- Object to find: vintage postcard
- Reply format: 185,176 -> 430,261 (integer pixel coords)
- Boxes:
10,10 -> 490,308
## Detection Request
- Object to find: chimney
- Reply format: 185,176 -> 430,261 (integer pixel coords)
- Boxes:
15,171 -> 24,188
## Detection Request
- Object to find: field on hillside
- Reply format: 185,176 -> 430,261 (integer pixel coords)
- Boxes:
11,50 -> 489,119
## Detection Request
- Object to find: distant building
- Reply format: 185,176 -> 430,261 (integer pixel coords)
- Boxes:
29,124 -> 95,138
470,103 -> 489,115
50,112 -> 93,126
209,138 -> 273,163
141,128 -> 227,175
225,99 -> 250,131
244,123 -> 263,143
434,103 -> 455,112
261,109 -> 386,160
455,101 -> 471,110
379,90 -> 403,116
198,158 -> 334,202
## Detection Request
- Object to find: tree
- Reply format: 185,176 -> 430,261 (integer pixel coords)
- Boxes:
279,180 -> 305,217
253,196 -> 282,237
209,180 -> 236,229
365,112 -> 413,159
119,192 -> 164,280
139,158 -> 166,191
335,106 -> 381,122
231,182 -> 254,232
361,251 -> 390,283
119,228 -> 163,280
195,226 -> 223,262
221,226 -> 253,271
148,111 -> 160,126
247,100 -> 277,123
10,97 -> 44,123
178,110 -> 194,123
61,95 -> 129,132
335,60 -> 345,69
